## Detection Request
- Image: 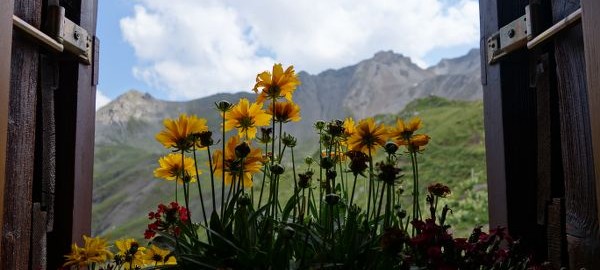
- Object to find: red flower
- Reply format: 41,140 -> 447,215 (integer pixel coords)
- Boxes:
144,202 -> 189,239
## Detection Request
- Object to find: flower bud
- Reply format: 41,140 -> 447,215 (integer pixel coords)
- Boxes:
320,157 -> 334,170
384,142 -> 399,155
298,171 -> 313,189
327,120 -> 344,137
238,194 -> 251,206
282,133 -> 297,148
304,156 -> 314,165
270,164 -> 285,175
197,131 -> 214,147
326,170 -> 337,181
235,142 -> 251,158
258,127 -> 273,144
215,100 -> 234,112
396,208 -> 407,219
325,193 -> 340,205
314,120 -> 326,130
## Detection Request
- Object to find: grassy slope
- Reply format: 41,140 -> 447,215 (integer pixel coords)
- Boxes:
93,96 -> 487,240
382,96 -> 488,235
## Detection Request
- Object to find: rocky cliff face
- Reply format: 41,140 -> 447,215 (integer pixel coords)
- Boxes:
95,48 -> 482,147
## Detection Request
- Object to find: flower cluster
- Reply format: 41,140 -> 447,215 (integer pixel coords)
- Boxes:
144,202 -> 189,239
65,63 -> 539,270
212,136 -> 264,187
389,117 -> 431,152
63,235 -> 113,268
63,236 -> 175,269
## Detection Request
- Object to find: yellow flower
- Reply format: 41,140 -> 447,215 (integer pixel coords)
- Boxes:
212,136 -> 263,187
389,117 -> 430,152
253,64 -> 301,104
143,245 -> 176,266
397,134 -> 431,152
63,235 -> 113,267
267,101 -> 301,123
154,153 -> 199,184
115,238 -> 146,269
224,98 -> 271,139
388,117 -> 422,139
347,118 -> 389,153
341,117 -> 356,146
156,114 -> 208,150
343,117 -> 356,137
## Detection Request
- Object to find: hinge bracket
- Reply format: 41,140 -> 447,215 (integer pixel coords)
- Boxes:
12,5 -> 92,65
47,5 -> 92,65
487,5 -> 532,64
487,6 -> 582,65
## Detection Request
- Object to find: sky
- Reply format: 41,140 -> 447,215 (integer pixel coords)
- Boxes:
95,0 -> 480,109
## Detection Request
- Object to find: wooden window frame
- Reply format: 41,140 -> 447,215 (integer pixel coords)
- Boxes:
0,0 -> 15,259
581,0 -> 600,229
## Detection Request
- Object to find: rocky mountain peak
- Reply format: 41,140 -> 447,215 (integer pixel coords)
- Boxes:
96,90 -> 166,126
428,48 -> 480,76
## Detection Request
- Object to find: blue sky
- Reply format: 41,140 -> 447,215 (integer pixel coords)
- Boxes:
96,0 -> 479,109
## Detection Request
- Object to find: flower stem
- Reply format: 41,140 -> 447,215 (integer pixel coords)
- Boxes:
258,142 -> 269,209
221,112 -> 226,217
366,147 -> 374,226
191,147 -> 208,228
291,147 -> 298,223
207,145 -> 216,212
375,181 -> 386,232
349,174 -> 358,208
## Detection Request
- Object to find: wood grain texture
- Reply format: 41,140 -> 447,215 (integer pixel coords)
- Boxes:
47,1 -> 99,268
551,1 -> 600,268
0,0 -> 14,260
581,0 -> 600,237
32,203 -> 47,270
547,198 -> 566,269
72,0 -> 98,244
39,55 -> 57,232
2,0 -> 42,268
535,53 -> 552,226
480,0 -> 509,229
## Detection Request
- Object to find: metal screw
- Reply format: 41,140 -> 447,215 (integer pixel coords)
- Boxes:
507,29 -> 515,38
74,31 -> 80,40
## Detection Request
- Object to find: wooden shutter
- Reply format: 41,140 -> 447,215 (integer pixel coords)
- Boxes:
1,1 -> 99,269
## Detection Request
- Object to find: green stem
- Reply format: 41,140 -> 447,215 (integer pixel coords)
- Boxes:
221,112 -> 226,217
291,147 -> 298,223
349,174 -> 358,208
385,183 -> 392,228
191,147 -> 208,227
258,142 -> 269,209
375,181 -> 386,232
366,147 -> 374,226
318,129 -> 323,221
207,145 -> 216,212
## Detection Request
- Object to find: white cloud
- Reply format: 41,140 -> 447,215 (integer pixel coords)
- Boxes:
96,90 -> 111,110
121,0 -> 479,100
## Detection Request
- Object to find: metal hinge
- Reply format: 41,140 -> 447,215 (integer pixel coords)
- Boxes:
487,6 -> 582,64
487,6 -> 532,64
12,5 -> 92,65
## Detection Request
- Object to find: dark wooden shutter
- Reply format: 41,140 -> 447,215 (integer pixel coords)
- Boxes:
1,1 -> 99,269
480,0 -> 600,268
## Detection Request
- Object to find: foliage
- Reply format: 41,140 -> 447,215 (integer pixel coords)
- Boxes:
75,65 -> 537,270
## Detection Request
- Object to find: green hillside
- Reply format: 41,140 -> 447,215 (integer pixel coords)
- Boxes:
379,96 -> 488,234
92,96 -> 487,240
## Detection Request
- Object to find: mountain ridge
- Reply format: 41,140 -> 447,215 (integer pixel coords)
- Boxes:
96,48 -> 481,148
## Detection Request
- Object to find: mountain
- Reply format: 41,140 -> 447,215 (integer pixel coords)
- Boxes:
95,49 -> 481,147
93,49 -> 484,238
